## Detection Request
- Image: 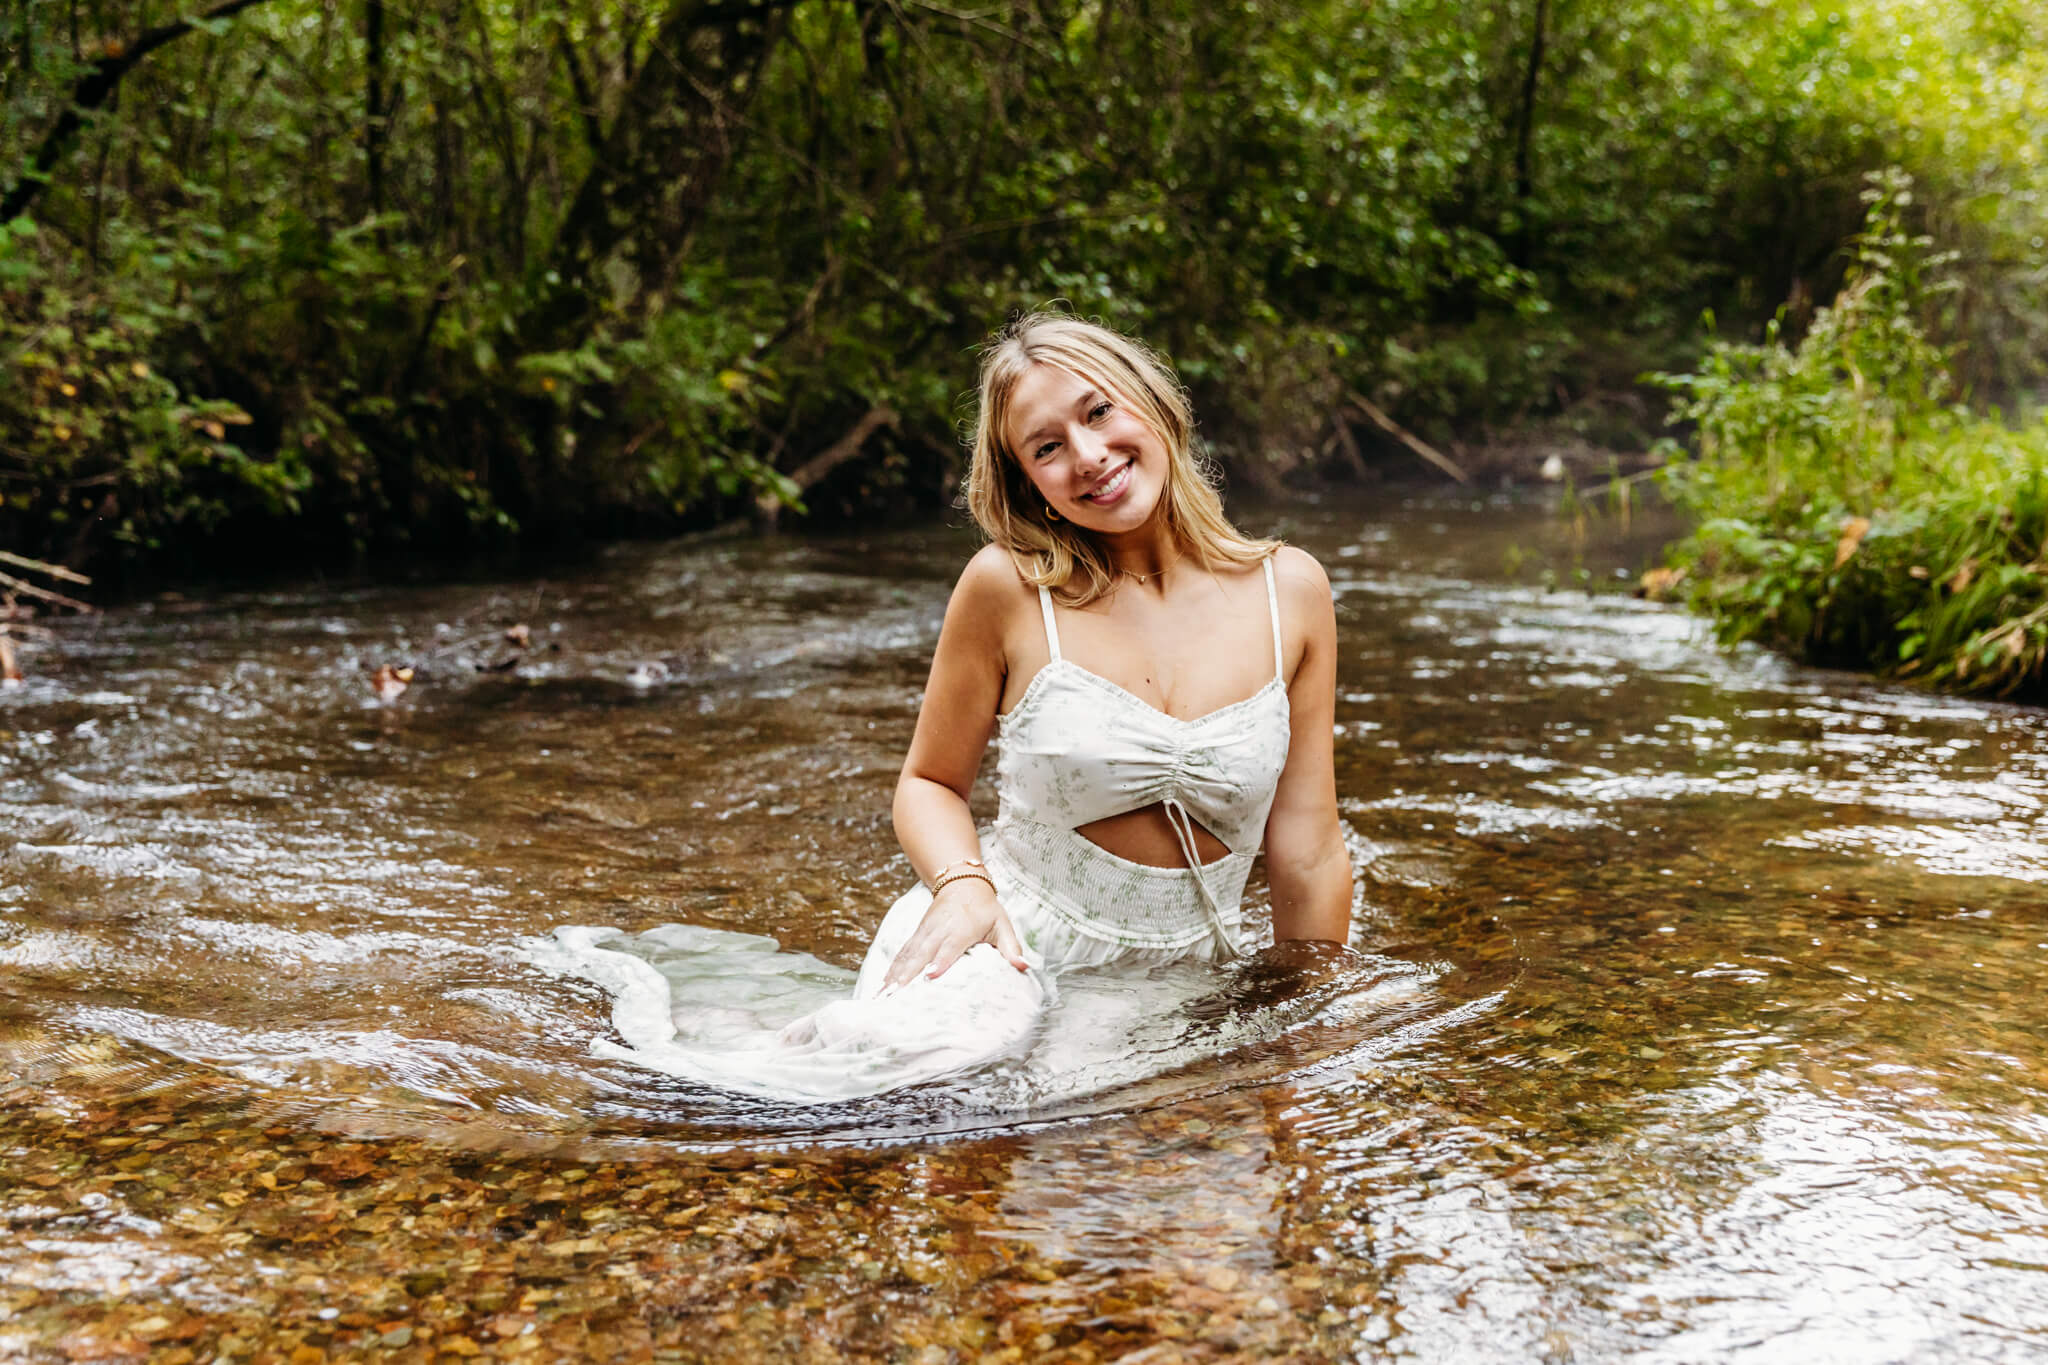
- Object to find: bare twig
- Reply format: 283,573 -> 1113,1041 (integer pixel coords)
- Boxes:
748,256 -> 843,362
0,550 -> 91,585
900,0 -> 1059,62
1329,413 -> 1373,481
1345,390 -> 1471,484
0,570 -> 95,613
1580,466 -> 1663,496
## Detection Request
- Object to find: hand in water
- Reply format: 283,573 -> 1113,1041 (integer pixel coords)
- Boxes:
1179,938 -> 1365,1024
883,880 -> 1030,989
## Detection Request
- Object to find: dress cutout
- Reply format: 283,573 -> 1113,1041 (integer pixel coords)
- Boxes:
537,556 -> 1295,1103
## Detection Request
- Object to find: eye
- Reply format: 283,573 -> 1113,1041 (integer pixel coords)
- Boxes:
1032,440 -> 1059,460
1088,401 -> 1113,421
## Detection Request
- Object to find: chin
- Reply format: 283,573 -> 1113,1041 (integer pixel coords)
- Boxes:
1070,466 -> 1166,532
1076,493 -> 1163,535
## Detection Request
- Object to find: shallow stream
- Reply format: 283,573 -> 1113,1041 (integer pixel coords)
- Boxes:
3,491 -> 2045,1361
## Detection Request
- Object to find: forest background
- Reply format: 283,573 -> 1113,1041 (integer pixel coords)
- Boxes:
3,0 -> 2045,612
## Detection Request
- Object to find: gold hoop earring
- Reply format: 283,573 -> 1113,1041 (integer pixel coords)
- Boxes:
1045,505 -> 1060,522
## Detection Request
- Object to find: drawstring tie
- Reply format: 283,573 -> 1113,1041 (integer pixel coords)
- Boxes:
1162,797 -> 1244,959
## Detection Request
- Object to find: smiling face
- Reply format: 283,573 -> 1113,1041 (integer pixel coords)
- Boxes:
1003,363 -> 1171,536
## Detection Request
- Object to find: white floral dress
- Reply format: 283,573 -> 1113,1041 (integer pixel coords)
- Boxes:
539,556 -> 1294,1102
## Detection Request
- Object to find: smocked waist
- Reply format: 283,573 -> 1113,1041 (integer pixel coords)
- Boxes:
985,813 -> 1249,953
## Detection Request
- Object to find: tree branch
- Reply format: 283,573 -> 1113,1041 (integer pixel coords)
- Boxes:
2,0 -> 277,222
552,19 -> 604,153
0,550 -> 91,585
1346,391 -> 1471,484
0,569 -> 95,613
753,405 -> 898,525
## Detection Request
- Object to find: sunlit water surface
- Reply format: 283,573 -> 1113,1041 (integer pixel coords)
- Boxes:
3,492 -> 2045,1360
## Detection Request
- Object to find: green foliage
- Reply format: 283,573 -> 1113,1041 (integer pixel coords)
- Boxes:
0,216 -> 308,551
1655,171 -> 2048,697
1,0 -> 2044,573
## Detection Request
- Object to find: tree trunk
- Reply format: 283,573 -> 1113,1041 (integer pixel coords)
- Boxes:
364,0 -> 386,218
753,405 -> 899,528
1509,0 -> 1549,268
518,0 -> 798,354
504,0 -> 797,536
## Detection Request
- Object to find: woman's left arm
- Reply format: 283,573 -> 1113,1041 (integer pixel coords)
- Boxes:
1263,547 -> 1353,943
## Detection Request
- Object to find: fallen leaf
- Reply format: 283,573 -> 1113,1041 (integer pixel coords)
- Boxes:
312,1147 -> 376,1183
1834,516 -> 1871,568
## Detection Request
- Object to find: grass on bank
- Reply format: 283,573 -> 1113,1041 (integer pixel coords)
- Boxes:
1653,170 -> 2048,700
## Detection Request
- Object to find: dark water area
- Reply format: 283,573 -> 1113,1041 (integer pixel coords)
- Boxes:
3,490 -> 2046,1361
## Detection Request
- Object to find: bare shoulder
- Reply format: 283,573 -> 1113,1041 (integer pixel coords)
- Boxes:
1269,545 -> 1334,616
957,542 -> 1033,602
944,543 -> 1035,637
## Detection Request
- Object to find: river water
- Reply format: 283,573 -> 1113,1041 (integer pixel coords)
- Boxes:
3,491 -> 2045,1361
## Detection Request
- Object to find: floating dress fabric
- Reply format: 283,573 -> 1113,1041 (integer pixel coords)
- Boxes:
538,557 -> 1294,1103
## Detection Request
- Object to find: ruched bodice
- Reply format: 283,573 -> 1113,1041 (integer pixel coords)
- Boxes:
995,653 -> 1290,854
989,556 -> 1293,957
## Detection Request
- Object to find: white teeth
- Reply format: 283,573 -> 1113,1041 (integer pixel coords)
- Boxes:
1086,462 -> 1131,500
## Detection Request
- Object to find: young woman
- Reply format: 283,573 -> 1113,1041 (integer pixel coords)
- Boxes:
548,312 -> 1351,1102
871,311 -> 1351,992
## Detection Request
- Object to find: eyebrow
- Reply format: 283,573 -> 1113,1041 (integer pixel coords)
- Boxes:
1016,389 -> 1101,449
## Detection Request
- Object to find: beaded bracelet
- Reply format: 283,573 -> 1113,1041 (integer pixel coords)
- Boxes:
929,857 -> 995,897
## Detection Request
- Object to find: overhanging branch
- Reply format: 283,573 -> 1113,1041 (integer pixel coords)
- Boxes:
1,0 -> 276,223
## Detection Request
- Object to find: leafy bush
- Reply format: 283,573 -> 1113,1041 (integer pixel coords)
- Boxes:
0,217 -> 306,556
1655,171 -> 2048,697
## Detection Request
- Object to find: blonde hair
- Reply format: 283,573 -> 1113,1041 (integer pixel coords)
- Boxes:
965,310 -> 1277,606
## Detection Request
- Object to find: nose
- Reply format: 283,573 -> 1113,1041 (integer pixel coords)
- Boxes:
1067,421 -> 1111,470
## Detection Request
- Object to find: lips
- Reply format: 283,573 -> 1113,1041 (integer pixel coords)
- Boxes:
1081,460 -> 1133,504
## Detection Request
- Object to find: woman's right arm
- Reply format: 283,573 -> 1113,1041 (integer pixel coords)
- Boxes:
884,547 -> 1029,987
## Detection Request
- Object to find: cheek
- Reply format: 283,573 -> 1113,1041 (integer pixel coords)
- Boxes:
1015,460 -> 1061,502
1120,419 -> 1166,459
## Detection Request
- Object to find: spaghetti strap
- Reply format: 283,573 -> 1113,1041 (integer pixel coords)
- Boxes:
1037,586 -> 1063,661
1261,555 -> 1283,684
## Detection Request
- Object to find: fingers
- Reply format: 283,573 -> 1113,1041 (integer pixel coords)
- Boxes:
991,916 -> 1028,972
883,926 -> 937,989
884,927 -> 968,988
925,940 -> 965,981
883,893 -> 1018,989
